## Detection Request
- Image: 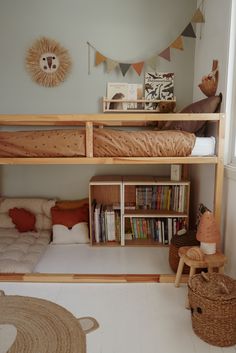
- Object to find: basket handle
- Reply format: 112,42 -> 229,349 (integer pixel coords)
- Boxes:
219,282 -> 230,295
201,272 -> 230,294
201,271 -> 210,282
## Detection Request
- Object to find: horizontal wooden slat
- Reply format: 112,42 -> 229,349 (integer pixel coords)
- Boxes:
0,113 -> 221,126
0,156 -> 218,165
0,273 -> 189,283
124,210 -> 188,217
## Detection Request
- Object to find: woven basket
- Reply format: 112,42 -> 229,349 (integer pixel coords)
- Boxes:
188,272 -> 236,347
169,231 -> 199,273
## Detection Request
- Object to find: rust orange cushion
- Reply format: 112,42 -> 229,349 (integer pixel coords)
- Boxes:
9,207 -> 36,232
51,205 -> 89,228
55,198 -> 89,210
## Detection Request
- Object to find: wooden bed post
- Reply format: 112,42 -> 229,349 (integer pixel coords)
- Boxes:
214,113 -> 225,229
86,122 -> 93,157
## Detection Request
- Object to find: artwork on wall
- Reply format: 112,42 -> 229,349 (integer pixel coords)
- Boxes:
25,37 -> 72,87
144,72 -> 174,110
87,4 -> 205,77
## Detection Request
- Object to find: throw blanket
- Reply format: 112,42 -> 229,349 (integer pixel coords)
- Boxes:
0,129 -> 195,157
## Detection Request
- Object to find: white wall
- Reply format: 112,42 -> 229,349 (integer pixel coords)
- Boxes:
0,0 -> 197,198
191,0 -> 231,211
193,0 -> 232,105
193,0 -> 236,277
0,0 -> 196,114
224,170 -> 236,277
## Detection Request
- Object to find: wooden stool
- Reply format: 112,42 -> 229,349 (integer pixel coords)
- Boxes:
174,246 -> 227,287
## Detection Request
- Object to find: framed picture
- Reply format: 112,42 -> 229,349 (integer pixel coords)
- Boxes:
144,72 -> 174,110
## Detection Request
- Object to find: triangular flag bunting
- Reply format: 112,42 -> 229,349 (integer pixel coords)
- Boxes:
132,62 -> 144,76
159,47 -> 171,62
192,8 -> 205,23
146,56 -> 157,70
119,63 -> 131,76
170,36 -> 184,50
181,23 -> 196,38
95,51 -> 107,66
106,58 -> 118,73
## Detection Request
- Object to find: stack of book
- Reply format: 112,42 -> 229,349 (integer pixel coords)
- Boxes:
135,186 -> 154,209
126,217 -> 187,244
135,185 -> 187,212
92,201 -> 121,243
156,185 -> 187,212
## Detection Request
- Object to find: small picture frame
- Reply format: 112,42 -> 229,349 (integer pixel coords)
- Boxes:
171,165 -> 182,181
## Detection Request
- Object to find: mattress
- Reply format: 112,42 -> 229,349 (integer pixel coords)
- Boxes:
0,228 -> 51,273
0,128 -> 195,157
191,136 -> 215,156
0,129 -> 215,157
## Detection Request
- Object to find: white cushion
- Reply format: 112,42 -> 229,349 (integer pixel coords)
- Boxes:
52,222 -> 89,244
35,214 -> 52,230
0,214 -> 15,228
0,198 -> 55,231
0,198 -> 55,217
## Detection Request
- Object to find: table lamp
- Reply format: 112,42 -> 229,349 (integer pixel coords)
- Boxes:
196,211 -> 220,254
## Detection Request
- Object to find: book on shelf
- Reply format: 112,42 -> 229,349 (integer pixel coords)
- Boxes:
105,205 -> 116,241
144,72 -> 174,110
127,83 -> 143,110
91,199 -> 97,242
93,202 -> 120,243
125,217 -> 187,244
134,185 -> 187,213
115,211 -> 121,241
107,82 -> 143,111
107,82 -> 129,110
135,186 -> 153,209
94,203 -> 102,243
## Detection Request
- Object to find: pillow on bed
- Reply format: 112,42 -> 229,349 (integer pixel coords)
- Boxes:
9,207 -> 36,232
156,94 -> 222,135
51,205 -> 89,227
56,198 -> 89,210
0,198 -> 55,217
52,222 -> 89,244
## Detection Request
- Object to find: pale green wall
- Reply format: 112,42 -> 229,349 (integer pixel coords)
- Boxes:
0,0 -> 197,198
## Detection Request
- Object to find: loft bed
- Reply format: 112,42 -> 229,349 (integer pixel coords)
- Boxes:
0,113 -> 225,280
0,113 -> 224,225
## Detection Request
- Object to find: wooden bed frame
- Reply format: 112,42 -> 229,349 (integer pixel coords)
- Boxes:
0,112 -> 225,283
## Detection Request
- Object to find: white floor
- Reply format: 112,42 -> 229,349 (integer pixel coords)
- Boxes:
0,282 -> 235,353
35,244 -> 173,274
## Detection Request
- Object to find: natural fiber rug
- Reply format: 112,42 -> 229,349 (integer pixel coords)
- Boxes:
0,290 -> 99,353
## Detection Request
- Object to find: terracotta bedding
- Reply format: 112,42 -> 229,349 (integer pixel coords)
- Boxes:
0,128 -> 196,157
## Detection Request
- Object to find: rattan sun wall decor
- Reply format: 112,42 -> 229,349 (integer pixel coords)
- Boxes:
26,37 -> 72,87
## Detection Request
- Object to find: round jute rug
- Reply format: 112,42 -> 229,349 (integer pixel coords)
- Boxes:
0,290 -> 98,353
